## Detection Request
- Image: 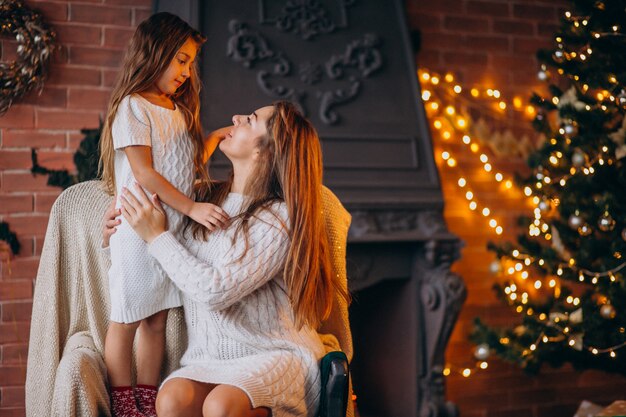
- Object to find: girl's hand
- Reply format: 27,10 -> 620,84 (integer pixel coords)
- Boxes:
102,199 -> 121,248
188,202 -> 230,231
120,182 -> 168,243
203,126 -> 233,162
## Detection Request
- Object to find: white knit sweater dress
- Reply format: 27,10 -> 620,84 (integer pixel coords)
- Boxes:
147,194 -> 326,417
108,94 -> 194,323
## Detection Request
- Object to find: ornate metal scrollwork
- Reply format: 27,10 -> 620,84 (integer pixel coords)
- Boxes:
417,239 -> 466,417
226,2 -> 383,125
348,210 -> 447,238
259,0 -> 357,40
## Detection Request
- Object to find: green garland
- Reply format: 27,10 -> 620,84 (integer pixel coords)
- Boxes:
0,0 -> 57,115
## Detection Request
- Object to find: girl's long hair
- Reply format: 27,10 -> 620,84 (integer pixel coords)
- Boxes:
99,12 -> 207,195
190,101 -> 349,329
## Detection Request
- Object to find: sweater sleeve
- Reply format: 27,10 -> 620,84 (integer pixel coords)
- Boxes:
112,95 -> 152,150
147,204 -> 290,310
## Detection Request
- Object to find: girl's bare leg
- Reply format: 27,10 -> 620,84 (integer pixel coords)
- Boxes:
104,321 -> 140,386
136,309 -> 169,385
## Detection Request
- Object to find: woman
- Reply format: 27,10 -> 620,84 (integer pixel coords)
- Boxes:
108,101 -> 349,417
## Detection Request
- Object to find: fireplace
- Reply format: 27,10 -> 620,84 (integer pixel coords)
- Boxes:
155,1 -> 466,415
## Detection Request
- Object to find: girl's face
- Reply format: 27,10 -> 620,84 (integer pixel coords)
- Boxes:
155,37 -> 198,95
219,105 -> 274,163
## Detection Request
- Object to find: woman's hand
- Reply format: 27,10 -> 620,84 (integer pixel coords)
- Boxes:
102,199 -> 121,248
120,182 -> 168,244
188,202 -> 230,231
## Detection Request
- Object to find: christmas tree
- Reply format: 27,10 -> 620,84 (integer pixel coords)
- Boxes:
472,0 -> 626,374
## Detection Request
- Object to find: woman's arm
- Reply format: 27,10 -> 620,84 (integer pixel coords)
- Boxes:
120,184 -> 290,310
124,146 -> 229,231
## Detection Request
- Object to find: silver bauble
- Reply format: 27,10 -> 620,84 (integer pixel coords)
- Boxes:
568,212 -> 583,229
489,260 -> 502,274
601,304 -> 616,319
578,223 -> 592,236
572,150 -> 586,167
554,50 -> 564,62
474,343 -> 490,360
564,123 -> 577,135
598,211 -> 616,232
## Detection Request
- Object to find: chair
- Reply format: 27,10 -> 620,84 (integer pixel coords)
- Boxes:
25,180 -> 353,417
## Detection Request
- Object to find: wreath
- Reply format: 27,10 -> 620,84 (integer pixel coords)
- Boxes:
0,0 -> 56,115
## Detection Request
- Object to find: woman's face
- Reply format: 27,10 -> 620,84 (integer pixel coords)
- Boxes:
155,37 -> 198,95
219,105 -> 274,163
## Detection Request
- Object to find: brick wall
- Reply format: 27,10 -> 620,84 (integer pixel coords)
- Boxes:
1,1 -> 625,417
0,1 -> 151,415
406,1 -> 626,416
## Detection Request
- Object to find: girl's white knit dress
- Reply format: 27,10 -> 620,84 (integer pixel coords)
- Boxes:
108,94 -> 194,323
147,195 -> 326,417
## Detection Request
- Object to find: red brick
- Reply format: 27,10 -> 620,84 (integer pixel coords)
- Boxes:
0,106 -> 35,129
1,301 -> 32,323
493,19 -> 535,36
1,40 -> 18,62
407,0 -> 461,14
420,32 -> 462,50
55,23 -> 102,46
4,257 -> 40,280
1,173 -> 51,192
538,22 -> 561,37
0,281 -> 32,300
0,365 -> 26,386
465,35 -> 510,53
0,151 -> 34,170
133,8 -> 153,25
444,16 -> 491,33
1,386 -> 25,407
31,2 -> 68,22
34,150 -> 76,171
466,1 -> 510,17
0,407 -> 25,417
68,88 -> 111,111
104,27 -> 135,48
70,46 -> 124,68
36,109 -> 100,130
105,0 -> 153,6
513,37 -> 554,54
443,51 -> 489,67
407,12 -> 442,31
0,195 -> 32,214
70,4 -> 132,26
103,69 -> 121,87
513,4 -> 558,20
34,192 -> 61,213
51,44 -> 69,65
48,65 -> 101,87
2,131 -> 66,149
486,408 -> 533,417
1,343 -> 28,365
4,214 -> 49,237
33,238 -> 44,257
491,54 -> 536,71
0,323 -> 29,344
416,50 -> 441,68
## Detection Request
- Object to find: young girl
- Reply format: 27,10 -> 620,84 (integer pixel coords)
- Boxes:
99,13 -> 229,417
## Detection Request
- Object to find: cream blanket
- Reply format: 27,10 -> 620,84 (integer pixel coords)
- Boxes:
25,180 -> 353,417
